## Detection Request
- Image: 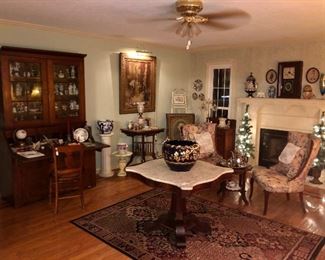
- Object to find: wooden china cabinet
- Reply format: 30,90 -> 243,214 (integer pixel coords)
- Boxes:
0,46 -> 86,133
0,46 -> 99,207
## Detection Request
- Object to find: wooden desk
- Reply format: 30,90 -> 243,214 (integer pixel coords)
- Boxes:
6,142 -> 109,207
126,159 -> 233,247
120,128 -> 164,164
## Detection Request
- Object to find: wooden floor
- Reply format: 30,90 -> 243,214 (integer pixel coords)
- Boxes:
0,176 -> 324,259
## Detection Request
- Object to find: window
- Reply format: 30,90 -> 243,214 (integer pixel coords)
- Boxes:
209,66 -> 231,118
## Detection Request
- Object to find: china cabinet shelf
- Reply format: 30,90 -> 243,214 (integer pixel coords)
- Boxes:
0,46 -> 86,132
10,77 -> 41,81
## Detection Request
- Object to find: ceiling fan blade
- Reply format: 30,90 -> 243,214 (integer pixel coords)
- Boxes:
201,21 -> 238,30
128,17 -> 176,23
203,10 -> 250,20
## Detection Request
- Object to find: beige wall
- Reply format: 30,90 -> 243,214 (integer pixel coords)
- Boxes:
0,23 -> 192,168
2,22 -> 325,169
189,41 -> 325,120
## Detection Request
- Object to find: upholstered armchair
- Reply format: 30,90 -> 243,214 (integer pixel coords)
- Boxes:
181,122 -> 223,165
250,131 -> 320,215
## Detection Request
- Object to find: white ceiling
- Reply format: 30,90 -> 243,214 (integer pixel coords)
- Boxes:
0,0 -> 324,50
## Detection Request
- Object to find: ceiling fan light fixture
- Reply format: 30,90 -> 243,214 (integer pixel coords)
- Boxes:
192,23 -> 201,36
186,39 -> 192,50
176,0 -> 203,16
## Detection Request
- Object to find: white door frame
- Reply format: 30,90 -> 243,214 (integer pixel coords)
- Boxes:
206,62 -> 233,117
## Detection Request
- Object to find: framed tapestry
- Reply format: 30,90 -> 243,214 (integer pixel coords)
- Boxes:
277,61 -> 303,98
119,53 -> 156,114
166,113 -> 195,140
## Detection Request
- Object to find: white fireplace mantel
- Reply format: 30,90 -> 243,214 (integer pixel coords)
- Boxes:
236,98 -> 325,165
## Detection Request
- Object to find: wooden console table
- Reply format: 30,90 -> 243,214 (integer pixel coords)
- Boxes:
126,159 -> 233,247
120,128 -> 164,165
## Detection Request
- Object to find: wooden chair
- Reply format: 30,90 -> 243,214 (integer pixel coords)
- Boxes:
49,144 -> 85,214
250,136 -> 320,215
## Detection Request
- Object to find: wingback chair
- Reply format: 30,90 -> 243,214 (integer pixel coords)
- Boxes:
181,122 -> 223,164
250,131 -> 320,215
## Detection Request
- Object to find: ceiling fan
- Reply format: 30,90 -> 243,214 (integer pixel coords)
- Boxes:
171,0 -> 250,49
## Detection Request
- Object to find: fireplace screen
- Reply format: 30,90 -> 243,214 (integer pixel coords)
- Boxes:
259,128 -> 288,167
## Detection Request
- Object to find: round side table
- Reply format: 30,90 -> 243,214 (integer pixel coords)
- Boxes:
112,151 -> 133,177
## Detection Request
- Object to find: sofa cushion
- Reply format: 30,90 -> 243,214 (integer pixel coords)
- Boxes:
278,142 -> 301,164
194,132 -> 214,158
182,122 -> 216,151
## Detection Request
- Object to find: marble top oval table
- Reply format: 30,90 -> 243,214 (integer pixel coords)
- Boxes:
126,159 -> 233,248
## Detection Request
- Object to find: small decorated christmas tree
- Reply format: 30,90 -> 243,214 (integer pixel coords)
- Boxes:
311,111 -> 325,184
236,104 -> 255,159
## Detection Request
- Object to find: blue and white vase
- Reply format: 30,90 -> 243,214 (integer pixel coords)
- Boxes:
97,120 -> 114,134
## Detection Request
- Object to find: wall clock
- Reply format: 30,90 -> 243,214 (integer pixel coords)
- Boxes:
277,61 -> 303,98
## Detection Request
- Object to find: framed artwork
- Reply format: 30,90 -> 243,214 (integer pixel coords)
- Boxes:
306,67 -> 320,84
172,93 -> 186,105
166,113 -> 195,140
119,53 -> 156,114
277,61 -> 303,98
265,69 -> 277,84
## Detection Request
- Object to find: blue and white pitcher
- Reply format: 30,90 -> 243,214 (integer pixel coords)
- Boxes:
97,120 -> 114,134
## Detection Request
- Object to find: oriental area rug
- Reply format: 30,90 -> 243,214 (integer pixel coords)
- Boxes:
72,189 -> 324,260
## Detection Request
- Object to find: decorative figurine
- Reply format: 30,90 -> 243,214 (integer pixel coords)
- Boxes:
302,85 -> 315,99
245,72 -> 257,97
58,70 -> 65,79
70,66 -> 76,79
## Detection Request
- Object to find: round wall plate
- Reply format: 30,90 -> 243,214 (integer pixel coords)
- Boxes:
193,79 -> 203,91
306,67 -> 320,84
192,92 -> 198,100
73,128 -> 89,143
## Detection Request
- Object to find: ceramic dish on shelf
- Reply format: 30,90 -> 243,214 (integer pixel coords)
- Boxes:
73,128 -> 89,143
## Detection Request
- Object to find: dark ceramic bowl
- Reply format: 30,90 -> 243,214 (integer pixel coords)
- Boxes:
162,140 -> 200,172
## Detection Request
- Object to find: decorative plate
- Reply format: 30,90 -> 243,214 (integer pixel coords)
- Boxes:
306,67 -> 320,84
193,79 -> 203,92
192,92 -> 198,100
73,128 -> 89,143
15,129 -> 27,140
265,69 -> 277,84
199,93 -> 205,101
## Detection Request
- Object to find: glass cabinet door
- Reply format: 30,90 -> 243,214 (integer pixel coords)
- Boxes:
9,60 -> 44,122
53,63 -> 80,119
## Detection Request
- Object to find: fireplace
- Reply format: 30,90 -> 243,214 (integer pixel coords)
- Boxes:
259,128 -> 288,167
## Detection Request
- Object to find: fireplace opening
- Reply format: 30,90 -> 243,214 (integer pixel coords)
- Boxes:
259,128 -> 288,167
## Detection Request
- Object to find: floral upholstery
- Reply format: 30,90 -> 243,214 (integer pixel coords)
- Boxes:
182,123 -> 216,148
182,122 -> 222,162
253,167 -> 305,193
271,148 -> 307,180
253,137 -> 320,194
288,131 -> 311,150
270,132 -> 311,180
